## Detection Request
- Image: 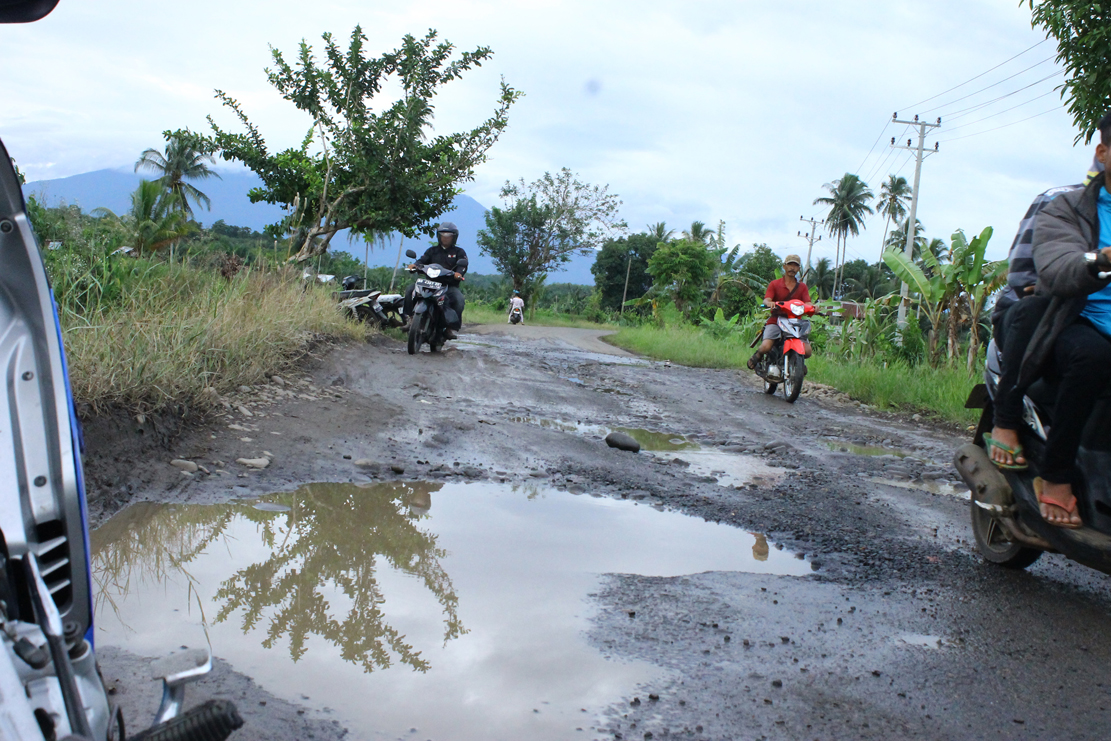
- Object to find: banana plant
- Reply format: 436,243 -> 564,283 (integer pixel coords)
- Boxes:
883,244 -> 950,365
950,227 -> 1006,372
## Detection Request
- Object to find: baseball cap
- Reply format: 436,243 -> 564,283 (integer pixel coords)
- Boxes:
784,254 -> 802,265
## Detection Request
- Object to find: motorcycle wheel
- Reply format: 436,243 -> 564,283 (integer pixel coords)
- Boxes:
785,352 -> 805,403
408,312 -> 428,355
763,378 -> 778,395
969,497 -> 1043,569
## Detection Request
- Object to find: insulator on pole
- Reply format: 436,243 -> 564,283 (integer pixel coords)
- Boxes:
937,117 -> 942,125
891,137 -> 895,145
934,142 -> 939,151
914,114 -> 919,122
907,139 -> 912,147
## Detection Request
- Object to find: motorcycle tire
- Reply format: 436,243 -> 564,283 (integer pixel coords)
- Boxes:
408,312 -> 428,355
969,496 -> 1043,569
763,378 -> 778,395
785,351 -> 805,403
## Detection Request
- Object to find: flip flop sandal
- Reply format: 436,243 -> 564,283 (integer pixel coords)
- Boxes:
1034,476 -> 1083,529
747,354 -> 760,370
983,434 -> 1028,470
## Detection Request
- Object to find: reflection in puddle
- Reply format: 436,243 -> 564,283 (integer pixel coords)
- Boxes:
92,482 -> 809,740
868,477 -> 970,498
613,428 -> 696,452
898,634 -> 945,649
827,441 -> 914,458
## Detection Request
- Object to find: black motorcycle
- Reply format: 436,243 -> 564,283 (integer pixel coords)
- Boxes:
956,338 -> 1111,574
405,249 -> 466,355
337,285 -> 405,328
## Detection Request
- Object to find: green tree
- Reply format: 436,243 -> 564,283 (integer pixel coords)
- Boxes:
808,257 -> 835,299
135,132 -> 221,216
735,243 -> 781,283
813,173 -> 874,298
682,220 -> 715,244
592,233 -> 658,311
875,175 -> 910,260
647,238 -> 719,313
92,180 -> 192,254
187,28 -> 519,262
477,168 -> 625,306
1027,1 -> 1111,144
646,221 -> 674,242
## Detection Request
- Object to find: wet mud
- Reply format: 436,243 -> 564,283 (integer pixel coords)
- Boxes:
85,325 -> 1111,740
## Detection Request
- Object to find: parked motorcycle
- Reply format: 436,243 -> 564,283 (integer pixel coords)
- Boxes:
955,339 -> 1111,574
509,306 -> 523,325
337,287 -> 405,328
404,249 -> 467,355
0,5 -> 243,734
750,299 -> 816,404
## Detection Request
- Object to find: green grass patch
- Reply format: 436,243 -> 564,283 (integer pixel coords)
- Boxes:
464,301 -> 615,330
609,325 -> 979,425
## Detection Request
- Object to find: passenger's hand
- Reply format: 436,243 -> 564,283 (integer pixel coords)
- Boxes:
1099,247 -> 1111,271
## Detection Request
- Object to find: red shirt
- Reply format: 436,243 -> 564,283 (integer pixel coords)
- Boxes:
764,278 -> 811,325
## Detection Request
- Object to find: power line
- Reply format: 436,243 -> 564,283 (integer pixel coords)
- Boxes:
920,56 -> 1056,115
936,70 -> 1063,121
898,39 -> 1048,111
940,88 -> 1059,134
855,120 -> 891,174
938,106 -> 1061,143
863,125 -> 911,184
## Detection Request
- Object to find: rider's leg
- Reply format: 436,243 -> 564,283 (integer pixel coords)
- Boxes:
990,296 -> 1050,467
749,326 -> 778,369
443,287 -> 465,336
1040,320 -> 1111,525
399,285 -> 416,329
802,340 -> 812,358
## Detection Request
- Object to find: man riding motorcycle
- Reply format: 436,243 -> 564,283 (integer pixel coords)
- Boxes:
402,222 -> 468,339
748,254 -> 812,370
508,290 -> 524,324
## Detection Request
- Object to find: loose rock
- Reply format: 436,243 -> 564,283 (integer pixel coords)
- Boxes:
169,459 -> 198,473
237,457 -> 271,469
605,432 -> 641,453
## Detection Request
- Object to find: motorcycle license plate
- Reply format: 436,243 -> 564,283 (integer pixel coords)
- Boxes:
416,278 -> 441,290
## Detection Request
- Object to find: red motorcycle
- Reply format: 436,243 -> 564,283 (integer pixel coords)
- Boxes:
751,299 -> 817,403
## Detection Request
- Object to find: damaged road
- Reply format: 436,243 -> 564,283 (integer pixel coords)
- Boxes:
86,326 -> 1111,740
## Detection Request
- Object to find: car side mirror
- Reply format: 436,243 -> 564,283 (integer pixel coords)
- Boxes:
0,0 -> 59,22
405,249 -> 417,259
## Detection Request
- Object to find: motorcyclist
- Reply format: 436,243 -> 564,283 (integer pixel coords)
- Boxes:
508,290 -> 525,324
402,221 -> 468,339
747,254 -> 812,371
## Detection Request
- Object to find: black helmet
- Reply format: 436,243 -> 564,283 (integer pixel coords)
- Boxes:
436,221 -> 459,248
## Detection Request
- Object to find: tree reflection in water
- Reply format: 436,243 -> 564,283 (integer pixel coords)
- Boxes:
92,482 -> 464,674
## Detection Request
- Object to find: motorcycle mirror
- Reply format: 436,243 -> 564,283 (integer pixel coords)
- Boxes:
0,0 -> 59,22
455,258 -> 468,270
405,249 -> 417,259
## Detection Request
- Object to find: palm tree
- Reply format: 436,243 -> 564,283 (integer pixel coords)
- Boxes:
814,173 -> 874,299
93,180 -> 192,253
875,175 -> 910,260
135,134 -> 220,216
647,222 -> 674,243
808,257 -> 835,299
682,220 -> 715,245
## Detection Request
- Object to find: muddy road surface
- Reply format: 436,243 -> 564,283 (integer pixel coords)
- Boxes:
87,326 -> 1111,740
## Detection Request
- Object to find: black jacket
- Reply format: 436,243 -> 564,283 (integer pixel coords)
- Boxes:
417,244 -> 468,285
1019,175 -> 1111,387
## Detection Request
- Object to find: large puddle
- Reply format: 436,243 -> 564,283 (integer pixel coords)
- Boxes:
92,482 -> 809,740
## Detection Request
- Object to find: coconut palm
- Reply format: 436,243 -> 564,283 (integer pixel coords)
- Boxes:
135,133 -> 220,216
682,220 -> 715,245
92,180 -> 192,253
647,222 -> 674,243
807,257 -> 835,299
813,173 -> 874,299
875,175 -> 910,260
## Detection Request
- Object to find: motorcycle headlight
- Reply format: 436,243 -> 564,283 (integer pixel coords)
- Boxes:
790,303 -> 804,316
426,268 -> 441,278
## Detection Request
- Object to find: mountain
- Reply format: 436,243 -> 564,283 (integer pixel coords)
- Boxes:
23,167 -> 597,284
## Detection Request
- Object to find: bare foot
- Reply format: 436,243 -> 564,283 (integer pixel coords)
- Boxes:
988,427 -> 1026,467
1037,479 -> 1083,528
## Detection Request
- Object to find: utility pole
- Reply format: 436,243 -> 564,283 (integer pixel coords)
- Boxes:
890,113 -> 940,332
797,216 -> 823,283
620,254 -> 632,315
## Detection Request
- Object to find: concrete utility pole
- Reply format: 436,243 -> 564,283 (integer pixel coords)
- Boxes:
797,216 -> 823,283
620,255 -> 632,314
889,113 -> 941,332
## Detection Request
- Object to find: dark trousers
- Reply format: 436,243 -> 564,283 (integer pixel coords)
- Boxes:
404,284 -> 465,329
993,296 -> 1051,430
1042,319 -> 1111,484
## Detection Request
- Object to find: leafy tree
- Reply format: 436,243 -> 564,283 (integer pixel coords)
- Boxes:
135,133 -> 221,216
808,257 -> 835,299
646,221 -> 674,242
1027,1 -> 1111,143
647,238 -> 719,313
186,28 -> 520,261
710,244 -> 771,317
875,175 -> 910,260
735,243 -> 781,283
477,168 -> 625,305
814,173 -> 873,298
682,220 -> 715,245
92,180 -> 192,254
592,233 -> 658,311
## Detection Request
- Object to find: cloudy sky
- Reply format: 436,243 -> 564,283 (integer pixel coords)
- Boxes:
0,0 -> 1087,265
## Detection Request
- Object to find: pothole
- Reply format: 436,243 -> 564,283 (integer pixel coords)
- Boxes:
897,634 -> 946,649
868,477 -> 970,498
92,481 -> 810,741
826,441 -> 916,458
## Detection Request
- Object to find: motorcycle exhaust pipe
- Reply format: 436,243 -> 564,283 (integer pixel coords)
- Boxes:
954,444 -> 1051,550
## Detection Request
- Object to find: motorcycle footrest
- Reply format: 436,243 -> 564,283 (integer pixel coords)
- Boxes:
128,700 -> 244,741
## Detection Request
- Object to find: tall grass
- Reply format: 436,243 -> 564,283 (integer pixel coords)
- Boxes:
60,263 -> 360,414
609,325 -> 979,425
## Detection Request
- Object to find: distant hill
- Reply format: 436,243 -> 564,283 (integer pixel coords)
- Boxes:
23,167 -> 597,284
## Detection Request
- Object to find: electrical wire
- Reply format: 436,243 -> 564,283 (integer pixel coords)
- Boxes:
935,70 -> 1063,122
898,39 -> 1048,111
920,56 -> 1055,116
854,120 -> 891,174
863,125 -> 911,185
940,88 -> 1059,134
938,106 -> 1061,143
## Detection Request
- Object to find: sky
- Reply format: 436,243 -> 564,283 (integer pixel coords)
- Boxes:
0,0 -> 1089,267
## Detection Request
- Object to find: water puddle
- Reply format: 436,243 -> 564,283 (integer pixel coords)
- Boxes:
868,477 -> 970,498
826,441 -> 915,458
897,634 -> 945,649
92,482 -> 809,741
